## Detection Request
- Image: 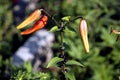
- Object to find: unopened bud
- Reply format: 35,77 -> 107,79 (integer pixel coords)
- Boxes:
79,19 -> 89,53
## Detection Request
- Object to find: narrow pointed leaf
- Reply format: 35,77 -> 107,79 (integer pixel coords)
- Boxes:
49,26 -> 59,32
47,57 -> 64,68
62,16 -> 71,21
64,27 -> 76,35
66,60 -> 84,67
65,72 -> 75,80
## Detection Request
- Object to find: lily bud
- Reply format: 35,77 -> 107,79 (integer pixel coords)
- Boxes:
110,28 -> 120,41
111,29 -> 120,35
79,19 -> 89,53
20,15 -> 48,35
16,9 -> 41,29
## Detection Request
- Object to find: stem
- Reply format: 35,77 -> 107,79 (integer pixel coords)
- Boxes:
59,29 -> 66,75
41,9 -> 66,73
63,16 -> 83,27
60,31 -> 64,53
41,9 -> 61,28
116,35 -> 120,41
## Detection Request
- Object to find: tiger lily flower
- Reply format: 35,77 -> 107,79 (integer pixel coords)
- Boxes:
79,19 -> 89,53
16,9 -> 42,29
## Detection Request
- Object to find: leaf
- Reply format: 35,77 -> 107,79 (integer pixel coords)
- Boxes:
66,60 -> 84,67
23,61 -> 32,72
29,72 -> 50,80
47,57 -> 64,68
49,26 -> 59,32
101,28 -> 115,45
63,42 -> 70,50
39,73 -> 50,80
65,72 -> 75,80
64,27 -> 76,35
62,16 -> 71,21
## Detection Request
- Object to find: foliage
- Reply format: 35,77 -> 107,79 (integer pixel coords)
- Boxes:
0,0 -> 120,80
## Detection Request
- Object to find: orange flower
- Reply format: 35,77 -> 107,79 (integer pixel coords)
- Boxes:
21,15 -> 48,35
16,9 -> 41,29
79,19 -> 89,53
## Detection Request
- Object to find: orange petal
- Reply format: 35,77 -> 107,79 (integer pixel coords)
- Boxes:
79,19 -> 89,53
16,9 -> 41,29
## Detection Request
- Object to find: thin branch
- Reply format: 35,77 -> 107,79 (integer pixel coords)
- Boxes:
40,9 -> 61,28
63,16 -> 83,27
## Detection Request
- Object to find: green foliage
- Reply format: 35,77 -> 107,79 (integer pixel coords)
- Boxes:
50,26 -> 59,32
64,27 -> 76,35
65,72 -> 75,80
66,60 -> 84,67
0,0 -> 120,80
11,70 -> 50,80
47,57 -> 64,68
62,16 -> 71,22
23,61 -> 32,72
10,62 -> 51,80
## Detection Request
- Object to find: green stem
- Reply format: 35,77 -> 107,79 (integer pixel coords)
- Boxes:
60,30 -> 64,55
59,29 -> 66,74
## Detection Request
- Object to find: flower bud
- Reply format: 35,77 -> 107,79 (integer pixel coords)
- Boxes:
111,29 -> 120,34
79,19 -> 89,53
16,9 -> 41,29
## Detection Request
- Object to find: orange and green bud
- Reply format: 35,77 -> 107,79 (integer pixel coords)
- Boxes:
20,15 -> 48,35
110,29 -> 120,35
110,28 -> 120,41
16,9 -> 41,29
79,19 -> 89,53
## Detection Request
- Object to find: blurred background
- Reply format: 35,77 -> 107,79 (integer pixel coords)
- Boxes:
0,0 -> 120,80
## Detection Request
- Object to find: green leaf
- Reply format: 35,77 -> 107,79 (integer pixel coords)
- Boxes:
65,72 -> 75,80
23,61 -> 32,72
39,73 -> 50,80
63,42 -> 70,50
49,26 -> 59,32
64,27 -> 76,35
66,60 -> 84,67
47,57 -> 64,68
62,16 -> 71,21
